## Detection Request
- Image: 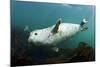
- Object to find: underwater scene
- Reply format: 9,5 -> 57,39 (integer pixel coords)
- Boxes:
11,0 -> 95,66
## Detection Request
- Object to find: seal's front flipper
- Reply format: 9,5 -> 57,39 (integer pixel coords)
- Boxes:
51,18 -> 62,34
52,47 -> 59,52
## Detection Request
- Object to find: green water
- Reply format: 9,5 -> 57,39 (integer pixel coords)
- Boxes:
11,1 -> 95,48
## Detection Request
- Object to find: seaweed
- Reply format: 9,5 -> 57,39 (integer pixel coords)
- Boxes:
11,31 -> 95,66
68,42 -> 95,62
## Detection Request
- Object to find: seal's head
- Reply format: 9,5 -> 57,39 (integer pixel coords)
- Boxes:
28,30 -> 41,43
28,28 -> 51,45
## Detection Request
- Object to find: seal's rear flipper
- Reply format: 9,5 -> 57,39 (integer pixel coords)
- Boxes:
80,18 -> 88,26
51,18 -> 62,34
80,18 -> 88,31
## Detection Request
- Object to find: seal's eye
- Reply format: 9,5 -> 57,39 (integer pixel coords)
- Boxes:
34,33 -> 37,35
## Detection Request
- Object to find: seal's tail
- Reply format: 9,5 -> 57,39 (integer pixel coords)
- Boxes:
80,18 -> 88,31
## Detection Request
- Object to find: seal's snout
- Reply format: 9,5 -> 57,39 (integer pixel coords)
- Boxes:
28,38 -> 31,43
28,37 -> 35,45
28,36 -> 33,43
